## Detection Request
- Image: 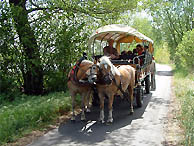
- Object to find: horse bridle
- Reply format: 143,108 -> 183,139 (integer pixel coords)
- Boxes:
100,64 -> 115,85
89,64 -> 101,76
89,64 -> 114,85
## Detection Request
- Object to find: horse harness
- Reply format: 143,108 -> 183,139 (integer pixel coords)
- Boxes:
69,55 -> 88,85
99,64 -> 127,97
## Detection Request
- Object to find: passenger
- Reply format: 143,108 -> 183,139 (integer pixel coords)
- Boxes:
141,45 -> 148,56
132,48 -> 139,64
132,48 -> 138,57
144,45 -> 149,51
127,50 -> 133,60
127,50 -> 132,56
136,44 -> 144,55
143,45 -> 152,64
121,50 -> 127,55
120,50 -> 128,60
103,39 -> 119,59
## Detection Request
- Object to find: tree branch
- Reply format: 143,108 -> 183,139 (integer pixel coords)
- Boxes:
27,7 -> 48,13
166,10 -> 182,41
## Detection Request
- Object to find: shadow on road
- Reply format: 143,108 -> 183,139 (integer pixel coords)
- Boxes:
156,71 -> 173,76
57,93 -> 152,145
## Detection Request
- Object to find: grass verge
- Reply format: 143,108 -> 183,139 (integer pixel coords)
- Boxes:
173,69 -> 194,145
0,91 -> 81,145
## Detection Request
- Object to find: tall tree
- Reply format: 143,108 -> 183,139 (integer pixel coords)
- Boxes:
9,0 -> 43,95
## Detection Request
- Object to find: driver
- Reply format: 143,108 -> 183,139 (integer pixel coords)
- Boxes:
103,39 -> 119,59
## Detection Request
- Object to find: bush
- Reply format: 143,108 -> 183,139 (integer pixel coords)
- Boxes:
0,71 -> 21,103
175,30 -> 194,70
44,71 -> 67,92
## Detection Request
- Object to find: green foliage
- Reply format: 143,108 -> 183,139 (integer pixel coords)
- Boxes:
0,1 -> 23,96
174,71 -> 194,145
132,17 -> 153,37
118,14 -> 154,38
175,30 -> 194,70
32,10 -> 89,91
145,0 -> 193,61
0,0 -> 140,95
154,43 -> 170,64
0,92 -> 77,144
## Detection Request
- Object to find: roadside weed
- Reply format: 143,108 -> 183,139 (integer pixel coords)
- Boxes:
174,71 -> 194,145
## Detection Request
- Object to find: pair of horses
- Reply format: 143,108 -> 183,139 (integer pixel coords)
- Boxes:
67,56 -> 135,123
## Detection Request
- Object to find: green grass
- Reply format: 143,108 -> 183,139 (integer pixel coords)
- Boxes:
0,91 -> 81,145
173,69 -> 194,146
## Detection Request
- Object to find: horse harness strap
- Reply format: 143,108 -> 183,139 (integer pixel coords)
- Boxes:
69,55 -> 87,84
112,77 -> 125,96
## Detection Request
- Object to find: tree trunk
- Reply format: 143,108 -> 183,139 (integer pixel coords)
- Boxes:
192,13 -> 194,29
9,0 -> 43,95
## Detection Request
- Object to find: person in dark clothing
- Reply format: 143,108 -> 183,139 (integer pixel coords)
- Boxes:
136,44 -> 144,55
120,50 -> 128,60
103,39 -> 119,59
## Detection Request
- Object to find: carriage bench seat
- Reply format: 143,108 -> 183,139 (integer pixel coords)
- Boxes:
111,60 -> 133,65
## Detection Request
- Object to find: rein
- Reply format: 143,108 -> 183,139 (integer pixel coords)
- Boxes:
99,67 -> 127,97
112,77 -> 126,97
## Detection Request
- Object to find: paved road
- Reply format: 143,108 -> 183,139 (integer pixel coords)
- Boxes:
29,64 -> 173,146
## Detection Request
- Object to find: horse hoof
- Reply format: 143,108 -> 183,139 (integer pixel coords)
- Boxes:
86,108 -> 91,113
81,119 -> 86,122
98,119 -> 105,124
107,118 -> 113,123
100,120 -> 105,124
71,116 -> 76,121
81,115 -> 86,121
81,117 -> 86,121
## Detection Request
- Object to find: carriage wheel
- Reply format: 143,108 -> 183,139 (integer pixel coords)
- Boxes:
145,75 -> 150,94
136,86 -> 143,108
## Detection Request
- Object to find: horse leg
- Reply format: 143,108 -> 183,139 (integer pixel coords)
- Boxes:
107,94 -> 114,123
128,85 -> 134,115
81,92 -> 87,121
71,92 -> 76,121
99,93 -> 105,123
85,90 -> 91,113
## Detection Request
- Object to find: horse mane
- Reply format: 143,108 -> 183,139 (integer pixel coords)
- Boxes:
99,56 -> 120,76
81,60 -> 93,65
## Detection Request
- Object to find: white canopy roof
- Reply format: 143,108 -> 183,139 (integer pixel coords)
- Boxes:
88,24 -> 154,49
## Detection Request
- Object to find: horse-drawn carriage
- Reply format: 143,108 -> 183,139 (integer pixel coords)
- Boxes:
88,24 -> 156,106
68,24 -> 156,123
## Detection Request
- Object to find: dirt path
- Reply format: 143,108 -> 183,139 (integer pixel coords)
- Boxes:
27,64 -> 179,146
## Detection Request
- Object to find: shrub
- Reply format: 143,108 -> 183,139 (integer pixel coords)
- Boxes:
175,30 -> 194,70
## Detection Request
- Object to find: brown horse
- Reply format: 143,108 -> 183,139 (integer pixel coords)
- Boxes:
67,60 -> 93,121
88,56 -> 135,123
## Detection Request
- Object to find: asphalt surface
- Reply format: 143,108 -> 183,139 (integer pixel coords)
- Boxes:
29,64 -> 173,146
